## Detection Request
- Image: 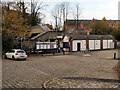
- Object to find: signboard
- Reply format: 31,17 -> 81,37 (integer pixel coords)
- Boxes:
36,42 -> 57,50
57,36 -> 63,39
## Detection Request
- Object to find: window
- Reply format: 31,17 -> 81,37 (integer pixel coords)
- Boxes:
9,50 -> 15,53
96,41 -> 97,45
63,42 -> 69,48
17,51 -> 25,53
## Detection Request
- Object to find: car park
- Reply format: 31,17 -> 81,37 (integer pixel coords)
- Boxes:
5,49 -> 27,60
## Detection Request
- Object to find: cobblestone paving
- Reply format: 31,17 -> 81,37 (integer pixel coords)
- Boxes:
45,78 -> 119,88
2,49 -> 119,88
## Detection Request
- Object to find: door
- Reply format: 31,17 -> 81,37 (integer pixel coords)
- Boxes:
6,51 -> 12,58
6,52 -> 10,58
7,50 -> 15,58
77,43 -> 81,51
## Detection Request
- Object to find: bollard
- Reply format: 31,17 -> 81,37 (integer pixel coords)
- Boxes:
114,53 -> 116,59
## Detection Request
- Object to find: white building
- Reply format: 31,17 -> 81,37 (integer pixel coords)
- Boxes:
63,35 -> 115,52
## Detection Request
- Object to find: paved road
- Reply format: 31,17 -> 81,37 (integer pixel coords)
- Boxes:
2,49 -> 119,88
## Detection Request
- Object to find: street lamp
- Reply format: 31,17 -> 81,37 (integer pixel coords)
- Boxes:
21,37 -> 22,49
21,34 -> 26,49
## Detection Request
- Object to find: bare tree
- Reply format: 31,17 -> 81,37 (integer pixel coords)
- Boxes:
60,2 -> 70,31
51,4 -> 61,31
51,2 -> 70,31
72,4 -> 81,29
31,0 -> 47,26
60,2 -> 70,22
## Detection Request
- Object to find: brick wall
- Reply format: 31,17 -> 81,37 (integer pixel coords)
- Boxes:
65,20 -> 119,32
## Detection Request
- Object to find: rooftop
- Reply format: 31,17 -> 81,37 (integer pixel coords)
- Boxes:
65,19 -> 120,26
68,35 -> 114,40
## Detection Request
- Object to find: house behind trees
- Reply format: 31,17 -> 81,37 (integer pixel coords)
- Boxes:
64,19 -> 119,32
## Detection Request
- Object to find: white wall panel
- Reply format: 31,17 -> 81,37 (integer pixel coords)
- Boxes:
44,45 -> 47,49
72,39 -> 114,51
72,40 -> 86,51
89,40 -> 95,50
36,44 -> 39,49
72,41 -> 76,51
95,40 -> 100,50
81,40 -> 86,51
108,40 -> 113,49
103,40 -> 107,49
72,41 -> 77,51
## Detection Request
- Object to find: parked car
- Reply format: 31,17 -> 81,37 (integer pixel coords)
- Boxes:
5,49 -> 27,60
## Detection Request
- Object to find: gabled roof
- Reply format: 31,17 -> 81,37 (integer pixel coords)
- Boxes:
65,19 -> 119,26
41,25 -> 51,32
66,20 -> 91,26
30,25 -> 51,34
31,31 -> 48,40
30,31 -> 64,40
66,28 -> 88,35
30,25 -> 44,34
30,25 -> 51,39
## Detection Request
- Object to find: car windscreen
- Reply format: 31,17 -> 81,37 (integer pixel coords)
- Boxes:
17,51 -> 25,53
9,50 -> 15,53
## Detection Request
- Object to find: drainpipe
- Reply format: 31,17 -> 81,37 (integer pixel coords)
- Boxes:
113,38 -> 117,49
107,39 -> 108,49
70,38 -> 73,52
86,37 -> 89,51
94,39 -> 95,50
100,37 -> 103,50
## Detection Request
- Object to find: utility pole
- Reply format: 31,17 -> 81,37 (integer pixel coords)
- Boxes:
76,5 -> 79,29
21,37 -> 22,49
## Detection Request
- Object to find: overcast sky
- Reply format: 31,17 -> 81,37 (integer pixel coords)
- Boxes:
3,0 -> 120,24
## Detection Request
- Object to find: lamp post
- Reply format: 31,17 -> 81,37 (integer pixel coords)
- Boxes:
21,37 -> 22,49
21,34 -> 26,49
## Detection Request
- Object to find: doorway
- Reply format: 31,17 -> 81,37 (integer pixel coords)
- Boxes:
77,43 -> 81,51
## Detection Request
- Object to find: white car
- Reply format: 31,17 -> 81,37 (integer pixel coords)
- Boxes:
5,49 -> 27,60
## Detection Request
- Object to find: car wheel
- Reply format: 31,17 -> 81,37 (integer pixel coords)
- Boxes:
5,55 -> 7,59
12,56 -> 15,60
